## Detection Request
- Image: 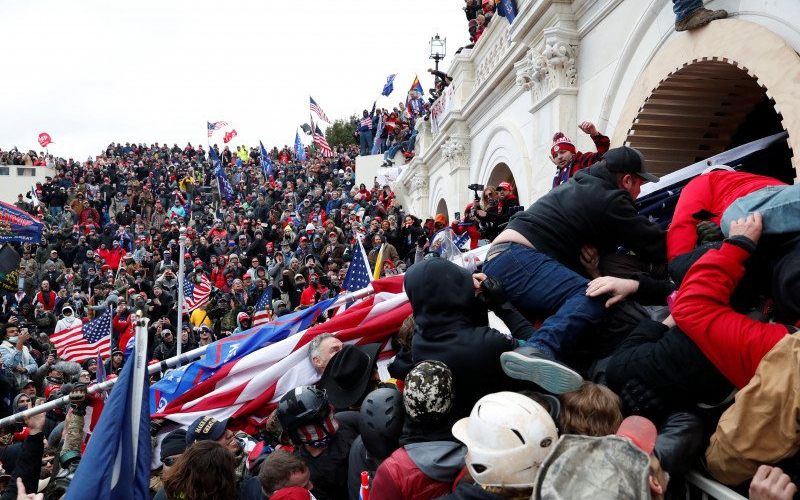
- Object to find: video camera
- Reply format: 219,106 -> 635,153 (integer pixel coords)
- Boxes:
468,183 -> 484,202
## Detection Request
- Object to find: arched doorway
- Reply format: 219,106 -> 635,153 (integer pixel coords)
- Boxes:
624,59 -> 793,182
486,162 -> 518,195
435,198 -> 449,220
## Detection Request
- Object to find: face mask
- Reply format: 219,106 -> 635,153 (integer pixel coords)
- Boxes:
7,337 -> 18,344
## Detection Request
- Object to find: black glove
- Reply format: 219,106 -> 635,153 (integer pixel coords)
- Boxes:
619,378 -> 664,420
416,235 -> 428,248
478,276 -> 507,310
696,220 -> 724,245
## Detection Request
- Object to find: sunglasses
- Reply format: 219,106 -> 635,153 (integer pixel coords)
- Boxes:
162,456 -> 179,466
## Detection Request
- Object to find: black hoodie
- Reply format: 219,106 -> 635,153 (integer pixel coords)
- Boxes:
404,258 -> 518,420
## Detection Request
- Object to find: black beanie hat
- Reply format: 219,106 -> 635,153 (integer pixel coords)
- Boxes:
160,429 -> 187,461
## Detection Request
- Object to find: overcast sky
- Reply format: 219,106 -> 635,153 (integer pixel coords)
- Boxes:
2,0 -> 468,159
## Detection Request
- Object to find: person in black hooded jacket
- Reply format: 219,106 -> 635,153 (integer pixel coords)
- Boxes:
404,257 -> 535,420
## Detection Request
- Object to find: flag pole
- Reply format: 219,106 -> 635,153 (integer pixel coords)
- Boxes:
0,284 -> 379,427
176,227 -> 186,365
130,316 -> 150,468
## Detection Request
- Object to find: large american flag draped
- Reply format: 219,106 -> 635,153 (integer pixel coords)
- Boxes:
252,288 -> 273,327
342,237 -> 372,291
153,277 -> 409,433
207,121 -> 228,137
183,274 -> 212,312
313,125 -> 334,157
309,96 -> 330,123
51,308 -> 113,362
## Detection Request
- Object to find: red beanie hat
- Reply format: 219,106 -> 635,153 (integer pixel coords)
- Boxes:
551,132 -> 576,157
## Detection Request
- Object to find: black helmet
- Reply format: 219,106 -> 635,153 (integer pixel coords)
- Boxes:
359,387 -> 404,460
277,385 -> 329,432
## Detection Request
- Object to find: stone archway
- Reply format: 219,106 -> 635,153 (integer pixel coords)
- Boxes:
486,163 -> 518,197
610,18 -> 800,180
622,59 -> 793,182
435,198 -> 449,220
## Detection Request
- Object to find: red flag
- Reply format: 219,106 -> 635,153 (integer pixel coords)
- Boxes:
38,132 -> 53,148
223,129 -> 238,144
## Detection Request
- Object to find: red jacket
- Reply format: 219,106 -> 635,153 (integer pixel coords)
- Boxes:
451,222 -> 480,250
667,171 -> 784,261
300,284 -> 328,306
372,447 -> 454,500
552,133 -> 610,188
98,247 -> 126,270
113,313 -> 134,350
672,241 -> 788,388
35,291 -> 57,311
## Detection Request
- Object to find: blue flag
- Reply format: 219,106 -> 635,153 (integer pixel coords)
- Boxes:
497,0 -> 518,23
0,201 -> 44,244
150,297 -> 336,414
66,340 -> 151,500
209,146 -> 235,202
260,140 -> 273,179
382,74 -> 396,96
294,131 -> 306,161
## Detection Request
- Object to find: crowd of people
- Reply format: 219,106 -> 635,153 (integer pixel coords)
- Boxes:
0,3 -> 795,498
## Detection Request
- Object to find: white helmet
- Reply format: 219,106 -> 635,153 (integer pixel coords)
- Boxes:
452,392 -> 558,488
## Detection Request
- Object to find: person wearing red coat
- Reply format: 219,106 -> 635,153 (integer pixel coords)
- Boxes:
672,212 -> 800,485
450,204 -> 481,250
299,275 -> 328,306
550,121 -> 610,188
667,169 -> 784,262
77,201 -> 100,231
98,241 -> 127,270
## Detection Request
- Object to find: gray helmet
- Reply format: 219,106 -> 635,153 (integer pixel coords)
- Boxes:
359,387 -> 404,460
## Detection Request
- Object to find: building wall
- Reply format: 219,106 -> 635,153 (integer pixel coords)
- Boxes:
0,165 -> 56,204
395,0 -> 800,218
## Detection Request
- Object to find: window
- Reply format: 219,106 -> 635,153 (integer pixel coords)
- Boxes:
16,168 -> 36,177
0,167 -> 9,175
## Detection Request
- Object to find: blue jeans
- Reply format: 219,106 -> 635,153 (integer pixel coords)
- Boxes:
359,130 -> 373,156
673,0 -> 704,21
483,244 -> 605,359
721,184 -> 800,237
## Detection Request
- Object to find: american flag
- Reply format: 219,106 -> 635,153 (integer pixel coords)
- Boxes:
252,288 -> 273,327
309,96 -> 330,123
359,116 -> 372,130
313,125 -> 334,157
184,274 -> 212,312
153,276 -> 409,433
343,237 -> 372,291
51,308 -> 112,362
207,121 -> 228,137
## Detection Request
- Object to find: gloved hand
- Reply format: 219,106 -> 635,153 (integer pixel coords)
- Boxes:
478,275 -> 507,310
619,378 -> 664,419
69,383 -> 87,416
696,220 -> 724,245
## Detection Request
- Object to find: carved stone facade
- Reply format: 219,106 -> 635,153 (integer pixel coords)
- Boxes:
410,172 -> 429,195
474,25 -> 512,87
515,29 -> 579,107
441,137 -> 469,164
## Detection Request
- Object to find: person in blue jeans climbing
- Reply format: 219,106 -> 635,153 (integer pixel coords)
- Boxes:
672,0 -> 727,32
483,147 -> 666,394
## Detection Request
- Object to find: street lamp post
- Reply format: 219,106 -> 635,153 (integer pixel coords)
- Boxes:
429,34 -> 447,78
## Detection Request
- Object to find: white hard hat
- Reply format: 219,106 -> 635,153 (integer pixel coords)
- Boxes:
452,392 -> 558,488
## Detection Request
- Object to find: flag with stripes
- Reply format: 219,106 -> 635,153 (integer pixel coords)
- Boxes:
309,96 -> 330,123
152,277 -> 408,433
342,238 -> 371,292
313,125 -> 334,157
183,274 -> 212,312
51,308 -> 112,362
252,288 -> 273,327
150,298 -> 335,415
207,120 -> 228,137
